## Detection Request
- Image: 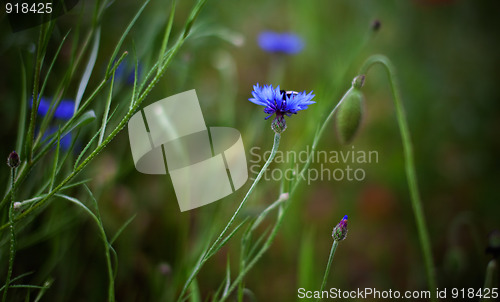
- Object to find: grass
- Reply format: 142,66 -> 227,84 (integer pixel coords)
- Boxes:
1,0 -> 498,301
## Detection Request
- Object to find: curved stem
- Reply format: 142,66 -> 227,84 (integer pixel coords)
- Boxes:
359,54 -> 437,298
316,240 -> 339,302
178,133 -> 281,301
293,86 -> 354,194
2,169 -> 17,302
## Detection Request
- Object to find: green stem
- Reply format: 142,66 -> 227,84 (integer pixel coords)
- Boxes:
359,54 -> 437,298
2,168 -> 17,302
293,86 -> 353,194
221,204 -> 285,302
316,240 -> 339,302
178,133 -> 281,301
98,223 -> 114,301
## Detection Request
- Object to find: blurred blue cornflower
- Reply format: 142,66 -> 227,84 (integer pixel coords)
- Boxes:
31,96 -> 75,150
258,31 -> 304,55
33,97 -> 74,120
115,59 -> 142,85
249,84 -> 315,132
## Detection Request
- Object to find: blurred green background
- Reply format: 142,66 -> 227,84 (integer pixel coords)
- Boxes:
1,0 -> 499,301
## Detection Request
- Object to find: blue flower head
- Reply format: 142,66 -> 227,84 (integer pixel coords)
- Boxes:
249,84 -> 315,132
258,31 -> 304,55
32,97 -> 75,120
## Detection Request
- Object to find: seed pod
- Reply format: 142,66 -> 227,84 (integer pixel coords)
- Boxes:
335,89 -> 364,144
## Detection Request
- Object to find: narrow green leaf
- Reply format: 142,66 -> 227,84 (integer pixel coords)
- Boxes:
130,42 -> 138,110
189,279 -> 201,302
110,214 -> 137,245
16,56 -> 27,154
222,256 -> 231,298
10,285 -> 47,289
75,27 -> 101,112
55,194 -> 98,223
207,217 -> 249,259
98,69 -> 115,145
0,272 -> 34,292
63,110 -> 96,136
105,0 -> 150,76
246,226 -> 271,261
49,130 -> 61,192
157,0 -> 176,75
74,106 -> 118,170
39,30 -> 71,112
182,0 -> 208,39
34,279 -> 52,302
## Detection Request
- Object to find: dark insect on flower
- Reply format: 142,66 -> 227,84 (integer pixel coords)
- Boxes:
249,84 -> 315,133
332,215 -> 348,241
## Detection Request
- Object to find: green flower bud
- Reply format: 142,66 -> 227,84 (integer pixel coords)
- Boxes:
335,89 -> 364,144
271,116 -> 287,134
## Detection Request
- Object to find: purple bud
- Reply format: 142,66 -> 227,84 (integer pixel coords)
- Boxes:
332,215 -> 348,241
372,19 -> 381,31
7,151 -> 20,168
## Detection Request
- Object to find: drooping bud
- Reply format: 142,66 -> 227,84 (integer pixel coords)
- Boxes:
332,215 -> 348,241
7,151 -> 20,168
271,116 -> 287,134
335,88 -> 364,144
371,19 -> 381,32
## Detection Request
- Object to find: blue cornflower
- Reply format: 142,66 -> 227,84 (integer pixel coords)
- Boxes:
249,84 -> 315,132
258,31 -> 304,55
115,59 -> 142,85
32,97 -> 75,120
